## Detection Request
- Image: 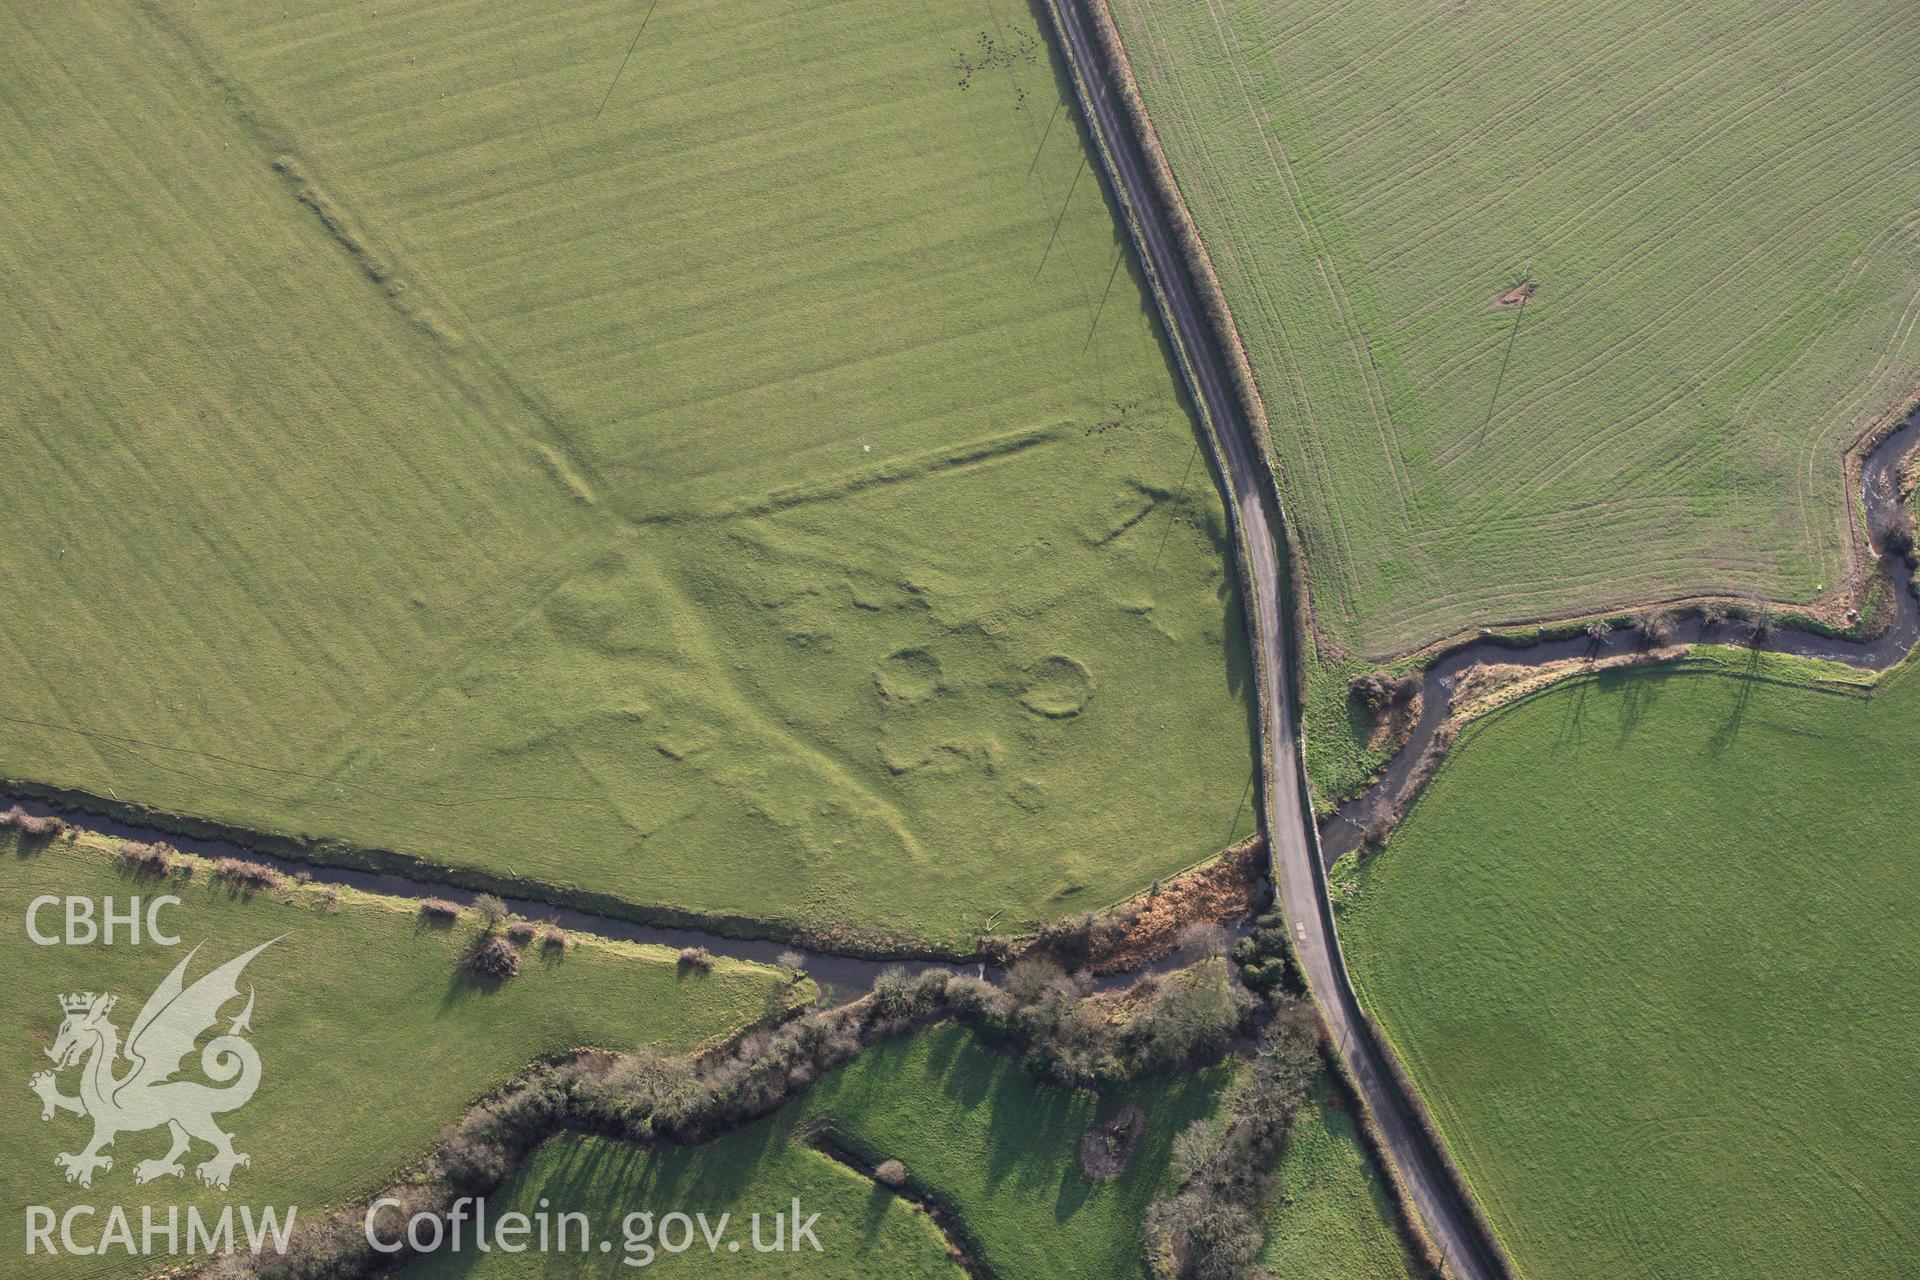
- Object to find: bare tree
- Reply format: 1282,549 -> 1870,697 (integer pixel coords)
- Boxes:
1177,920 -> 1231,960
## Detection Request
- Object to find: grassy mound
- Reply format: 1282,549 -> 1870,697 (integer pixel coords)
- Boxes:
0,0 -> 1254,950
3,831 -> 793,1279
1341,651 -> 1920,1279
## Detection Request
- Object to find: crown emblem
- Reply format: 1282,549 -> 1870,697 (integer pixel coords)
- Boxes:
33,939 -> 277,1192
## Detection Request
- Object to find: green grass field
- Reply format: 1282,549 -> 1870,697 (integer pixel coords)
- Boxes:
404,1121 -> 968,1279
6,831 -> 793,1279
407,1022 -> 1234,1280
0,0 -> 1255,950
1262,1080 -> 1422,1280
1105,0 -> 1920,790
799,1024 -> 1231,1280
1339,650 -> 1920,1279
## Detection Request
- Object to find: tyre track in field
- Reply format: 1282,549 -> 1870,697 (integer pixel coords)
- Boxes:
1042,1 -> 1507,1275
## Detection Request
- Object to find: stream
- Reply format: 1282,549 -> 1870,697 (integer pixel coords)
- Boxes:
0,795 -> 1220,1003
7,413 -> 1912,985
1319,409 -> 1920,865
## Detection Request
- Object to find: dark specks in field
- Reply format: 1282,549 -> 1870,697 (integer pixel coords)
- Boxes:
951,27 -> 1039,95
1084,398 -> 1145,454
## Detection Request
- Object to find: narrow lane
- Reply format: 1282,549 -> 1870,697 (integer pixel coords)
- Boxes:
1041,2 -> 1505,1275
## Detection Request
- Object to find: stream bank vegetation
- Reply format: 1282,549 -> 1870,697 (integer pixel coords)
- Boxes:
208,896 -> 1407,1280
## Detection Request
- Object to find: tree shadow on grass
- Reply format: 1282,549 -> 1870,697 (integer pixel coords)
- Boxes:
1707,647 -> 1765,756
438,942 -> 513,1012
8,832 -> 58,859
1595,660 -> 1674,743
1554,674 -> 1592,751
414,915 -> 458,937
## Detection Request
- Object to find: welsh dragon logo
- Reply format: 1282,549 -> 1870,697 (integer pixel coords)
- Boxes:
29,939 -> 278,1190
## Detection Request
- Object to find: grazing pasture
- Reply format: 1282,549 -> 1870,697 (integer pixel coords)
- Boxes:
2,831 -> 791,1280
798,1023 -> 1232,1280
0,0 -> 1256,949
1340,651 -> 1920,1279
404,1021 -> 1416,1279
1104,0 -> 1920,791
403,1121 -> 968,1279
1261,1079 -> 1423,1280
407,1022 -> 1235,1280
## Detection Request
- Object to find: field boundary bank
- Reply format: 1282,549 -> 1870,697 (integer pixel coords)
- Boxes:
0,773 -> 947,954
48,809 -> 1290,1280
12,831 -> 1277,1278
130,0 -> 616,508
1042,2 -> 1508,1276
1077,0 -> 1908,676
1077,11 -> 1918,1247
40,0 -> 1269,970
1320,408 -> 1920,864
1290,751 -> 1507,1280
1,783 -> 1264,1005
1312,1040 -> 1446,1278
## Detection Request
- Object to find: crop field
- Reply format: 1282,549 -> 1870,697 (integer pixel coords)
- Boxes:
1339,650 -> 1920,1279
1104,0 -> 1920,781
0,0 -> 1256,950
4,831 -> 791,1280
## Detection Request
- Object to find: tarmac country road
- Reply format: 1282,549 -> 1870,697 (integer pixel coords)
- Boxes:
1042,2 -> 1505,1276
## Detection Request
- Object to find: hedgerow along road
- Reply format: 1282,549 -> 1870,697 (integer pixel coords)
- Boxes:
1044,0 -> 1505,1275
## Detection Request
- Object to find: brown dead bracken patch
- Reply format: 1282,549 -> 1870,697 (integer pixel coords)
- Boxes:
1087,837 -> 1267,976
1493,281 -> 1536,308
1364,687 -> 1422,753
